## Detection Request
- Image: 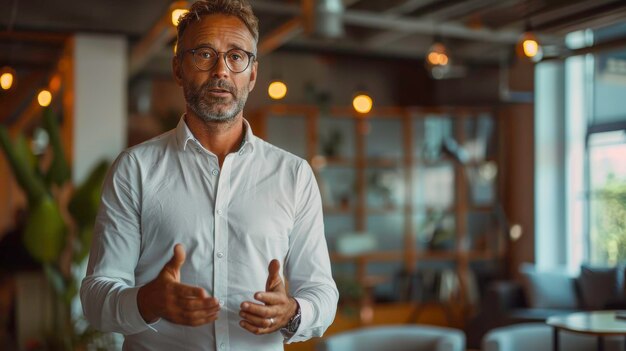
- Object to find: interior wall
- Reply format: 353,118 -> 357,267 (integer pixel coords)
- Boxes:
246,50 -> 435,111
500,104 -> 535,278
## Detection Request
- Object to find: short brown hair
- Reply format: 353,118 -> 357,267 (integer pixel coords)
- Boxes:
176,0 -> 259,54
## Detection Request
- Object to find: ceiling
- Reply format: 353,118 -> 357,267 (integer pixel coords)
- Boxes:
1,0 -> 626,122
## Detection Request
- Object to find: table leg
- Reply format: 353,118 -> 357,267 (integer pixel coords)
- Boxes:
597,336 -> 603,351
552,328 -> 559,351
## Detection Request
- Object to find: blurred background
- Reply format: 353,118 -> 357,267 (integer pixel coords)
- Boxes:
1,0 -> 626,350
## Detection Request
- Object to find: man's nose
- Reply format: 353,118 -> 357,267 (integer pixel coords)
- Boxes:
211,54 -> 229,79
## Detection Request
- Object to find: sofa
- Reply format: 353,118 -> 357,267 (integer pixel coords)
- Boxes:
465,264 -> 626,349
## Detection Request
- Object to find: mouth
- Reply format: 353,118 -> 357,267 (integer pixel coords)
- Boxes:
207,88 -> 231,95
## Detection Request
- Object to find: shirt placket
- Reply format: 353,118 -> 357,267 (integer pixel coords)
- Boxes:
213,155 -> 232,351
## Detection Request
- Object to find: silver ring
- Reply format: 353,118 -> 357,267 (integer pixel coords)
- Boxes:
269,318 -> 275,327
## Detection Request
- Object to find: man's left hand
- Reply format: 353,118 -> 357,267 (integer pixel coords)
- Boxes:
239,259 -> 298,335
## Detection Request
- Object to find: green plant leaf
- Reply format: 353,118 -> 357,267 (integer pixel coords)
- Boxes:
69,159 -> 109,229
42,108 -> 71,186
23,196 -> 67,263
0,127 -> 48,205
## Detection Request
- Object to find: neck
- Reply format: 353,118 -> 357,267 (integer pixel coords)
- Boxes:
185,113 -> 245,167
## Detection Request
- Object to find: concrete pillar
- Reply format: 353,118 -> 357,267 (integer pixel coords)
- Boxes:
534,61 -> 566,269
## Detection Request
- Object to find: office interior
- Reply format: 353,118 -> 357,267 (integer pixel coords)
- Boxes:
1,0 -> 626,350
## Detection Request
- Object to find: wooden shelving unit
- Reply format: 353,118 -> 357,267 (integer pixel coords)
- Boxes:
250,104 -> 505,314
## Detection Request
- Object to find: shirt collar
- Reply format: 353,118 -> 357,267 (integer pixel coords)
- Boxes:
175,114 -> 256,154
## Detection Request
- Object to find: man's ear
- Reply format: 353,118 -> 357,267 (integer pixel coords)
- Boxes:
172,55 -> 183,87
248,60 -> 258,92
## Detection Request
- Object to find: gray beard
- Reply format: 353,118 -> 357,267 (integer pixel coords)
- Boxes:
185,80 -> 248,123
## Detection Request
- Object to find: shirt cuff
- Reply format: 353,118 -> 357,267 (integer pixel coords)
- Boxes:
119,286 -> 160,334
286,297 -> 313,337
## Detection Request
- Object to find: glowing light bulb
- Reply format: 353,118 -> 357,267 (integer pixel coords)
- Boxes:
523,39 -> 539,58
0,72 -> 13,90
426,42 -> 449,67
268,80 -> 287,100
517,31 -> 542,61
38,90 -> 52,107
438,54 -> 449,66
427,52 -> 440,66
171,9 -> 188,26
352,94 -> 373,114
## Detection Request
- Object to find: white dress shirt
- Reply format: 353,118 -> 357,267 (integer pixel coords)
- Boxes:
80,117 -> 338,351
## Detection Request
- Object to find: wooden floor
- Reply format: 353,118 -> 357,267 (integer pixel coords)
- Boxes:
285,302 -> 466,351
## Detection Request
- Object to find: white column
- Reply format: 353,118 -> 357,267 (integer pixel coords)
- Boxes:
564,55 -> 588,272
534,61 -> 567,269
73,34 -> 127,183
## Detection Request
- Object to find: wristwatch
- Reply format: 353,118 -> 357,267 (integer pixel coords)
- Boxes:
281,300 -> 301,336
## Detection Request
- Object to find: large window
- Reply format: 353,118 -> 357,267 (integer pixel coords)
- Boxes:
587,130 -> 626,265
585,37 -> 626,265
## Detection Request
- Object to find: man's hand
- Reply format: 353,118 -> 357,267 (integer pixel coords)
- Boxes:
239,259 -> 298,335
137,244 -> 220,326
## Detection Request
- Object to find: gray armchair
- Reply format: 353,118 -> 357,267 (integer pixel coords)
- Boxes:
315,325 -> 465,351
482,323 -> 624,351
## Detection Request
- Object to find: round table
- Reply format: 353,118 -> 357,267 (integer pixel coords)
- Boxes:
546,311 -> 626,351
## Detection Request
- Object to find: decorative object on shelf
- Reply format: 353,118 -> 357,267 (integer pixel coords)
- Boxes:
336,231 -> 377,256
418,210 -> 456,250
321,128 -> 343,157
367,170 -> 399,209
0,108 -> 112,350
304,81 -> 332,115
334,275 -> 364,318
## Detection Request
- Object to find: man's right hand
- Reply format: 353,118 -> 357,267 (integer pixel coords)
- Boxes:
137,244 -> 220,326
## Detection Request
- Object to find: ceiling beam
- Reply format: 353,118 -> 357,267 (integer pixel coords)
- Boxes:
258,18 -> 304,57
364,0 -> 438,48
253,0 -> 533,45
129,12 -> 176,78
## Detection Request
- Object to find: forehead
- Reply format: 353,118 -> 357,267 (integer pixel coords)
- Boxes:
181,14 -> 255,50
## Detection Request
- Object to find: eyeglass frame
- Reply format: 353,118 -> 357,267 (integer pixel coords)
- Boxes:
179,46 -> 256,73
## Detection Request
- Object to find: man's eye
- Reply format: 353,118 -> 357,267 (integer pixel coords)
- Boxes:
229,52 -> 244,61
198,50 -> 214,59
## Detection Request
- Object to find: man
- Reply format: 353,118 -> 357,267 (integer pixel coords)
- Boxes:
80,0 -> 338,349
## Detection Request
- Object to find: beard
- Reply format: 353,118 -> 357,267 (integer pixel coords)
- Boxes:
184,79 -> 249,123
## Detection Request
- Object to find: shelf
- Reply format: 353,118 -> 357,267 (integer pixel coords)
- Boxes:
363,157 -> 402,168
253,105 -> 502,309
323,206 -> 354,215
311,155 -> 354,168
365,207 -> 402,215
330,249 -> 502,264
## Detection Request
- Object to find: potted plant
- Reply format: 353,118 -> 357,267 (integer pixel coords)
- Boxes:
0,108 -> 112,350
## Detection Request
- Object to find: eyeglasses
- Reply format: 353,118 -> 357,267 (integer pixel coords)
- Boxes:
182,46 -> 255,73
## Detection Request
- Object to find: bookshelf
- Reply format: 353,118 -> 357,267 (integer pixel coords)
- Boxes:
250,104 -> 505,314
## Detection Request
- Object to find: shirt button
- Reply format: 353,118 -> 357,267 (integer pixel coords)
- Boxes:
219,300 -> 225,307
212,169 -> 219,176
217,209 -> 223,215
217,252 -> 224,258
220,343 -> 225,350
